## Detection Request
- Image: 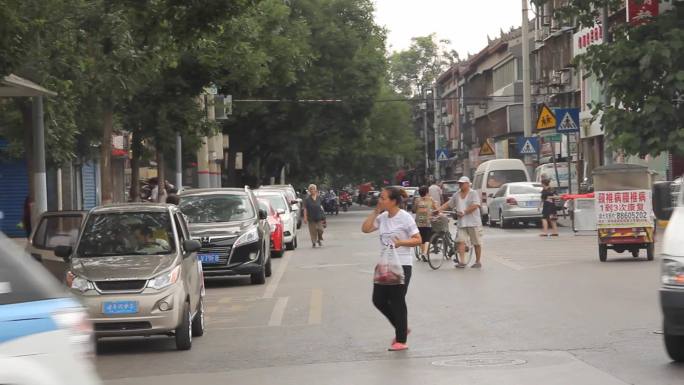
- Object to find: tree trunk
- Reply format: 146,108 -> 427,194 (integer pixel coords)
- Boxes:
100,108 -> 114,204
129,129 -> 142,202
156,143 -> 165,203
19,101 -> 34,200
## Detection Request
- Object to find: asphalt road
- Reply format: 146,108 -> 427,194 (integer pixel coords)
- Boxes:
96,206 -> 684,385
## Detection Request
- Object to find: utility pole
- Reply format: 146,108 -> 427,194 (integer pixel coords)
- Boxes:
521,0 -> 534,176
601,5 -> 613,166
175,133 -> 182,191
32,96 -> 47,220
422,87 -> 429,182
197,94 -> 211,188
433,84 -> 440,181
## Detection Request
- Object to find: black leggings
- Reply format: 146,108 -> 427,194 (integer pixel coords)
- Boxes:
372,265 -> 412,344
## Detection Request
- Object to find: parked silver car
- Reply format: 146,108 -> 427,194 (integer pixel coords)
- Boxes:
488,182 -> 543,228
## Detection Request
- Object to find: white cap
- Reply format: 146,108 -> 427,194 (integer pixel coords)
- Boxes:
458,176 -> 471,184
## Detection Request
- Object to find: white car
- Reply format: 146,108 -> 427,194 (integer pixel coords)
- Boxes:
255,190 -> 298,250
0,233 -> 101,385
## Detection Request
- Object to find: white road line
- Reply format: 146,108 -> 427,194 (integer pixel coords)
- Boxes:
263,252 -> 290,299
491,256 -> 525,271
268,297 -> 289,327
299,263 -> 365,269
308,288 -> 323,325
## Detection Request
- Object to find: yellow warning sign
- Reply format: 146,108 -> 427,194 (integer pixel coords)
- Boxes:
479,140 -> 495,156
536,104 -> 557,130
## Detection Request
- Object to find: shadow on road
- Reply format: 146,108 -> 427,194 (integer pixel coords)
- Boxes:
96,336 -> 180,356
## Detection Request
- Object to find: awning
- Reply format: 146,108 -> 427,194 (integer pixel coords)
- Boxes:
0,74 -> 57,97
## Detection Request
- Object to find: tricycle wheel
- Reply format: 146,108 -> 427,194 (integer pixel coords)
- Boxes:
631,249 -> 639,258
599,244 -> 607,262
647,243 -> 655,261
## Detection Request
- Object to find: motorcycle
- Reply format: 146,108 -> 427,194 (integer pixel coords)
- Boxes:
340,193 -> 352,212
323,195 -> 339,215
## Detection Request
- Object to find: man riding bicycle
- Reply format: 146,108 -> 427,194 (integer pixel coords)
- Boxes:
439,176 -> 483,268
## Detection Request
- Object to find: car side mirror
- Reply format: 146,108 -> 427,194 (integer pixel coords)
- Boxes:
277,208 -> 286,215
653,181 -> 674,221
259,209 -> 268,220
290,200 -> 298,206
54,245 -> 73,262
183,239 -> 201,253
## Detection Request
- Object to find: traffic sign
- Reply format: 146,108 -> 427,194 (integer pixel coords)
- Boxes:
436,149 -> 449,161
554,108 -> 580,133
479,141 -> 495,156
548,133 -> 563,143
517,137 -> 539,155
536,104 -> 557,130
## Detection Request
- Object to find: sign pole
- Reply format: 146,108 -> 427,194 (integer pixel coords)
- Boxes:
567,134 -> 572,194
551,138 -> 560,189
521,0 -> 534,177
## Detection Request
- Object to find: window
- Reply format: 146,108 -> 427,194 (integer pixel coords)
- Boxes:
179,194 -> 255,223
495,186 -> 508,198
1,237 -> 61,305
76,212 -> 175,257
258,194 -> 289,212
32,215 -> 83,250
492,59 -> 517,91
473,173 -> 484,191
487,170 -> 528,188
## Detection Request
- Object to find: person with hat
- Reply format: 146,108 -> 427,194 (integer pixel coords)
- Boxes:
439,176 -> 483,268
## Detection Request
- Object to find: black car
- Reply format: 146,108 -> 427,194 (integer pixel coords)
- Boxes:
178,188 -> 272,285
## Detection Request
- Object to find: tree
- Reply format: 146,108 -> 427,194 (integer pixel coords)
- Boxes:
388,34 -> 459,97
552,0 -> 684,157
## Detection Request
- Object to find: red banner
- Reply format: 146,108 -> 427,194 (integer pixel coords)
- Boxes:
627,0 -> 659,25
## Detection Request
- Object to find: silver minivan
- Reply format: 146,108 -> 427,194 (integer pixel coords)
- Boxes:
55,204 -> 205,350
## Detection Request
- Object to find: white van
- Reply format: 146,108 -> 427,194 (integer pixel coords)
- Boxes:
534,163 -> 578,194
473,159 -> 530,223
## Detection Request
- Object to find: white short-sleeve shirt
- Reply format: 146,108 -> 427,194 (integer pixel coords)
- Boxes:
373,210 -> 420,266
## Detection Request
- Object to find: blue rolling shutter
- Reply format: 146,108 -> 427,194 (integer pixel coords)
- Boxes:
82,162 -> 97,210
0,161 -> 29,237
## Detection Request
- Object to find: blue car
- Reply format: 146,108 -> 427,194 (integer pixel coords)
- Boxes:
0,233 -> 101,384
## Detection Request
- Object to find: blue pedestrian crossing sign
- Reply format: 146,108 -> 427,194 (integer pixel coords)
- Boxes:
436,149 -> 449,161
517,137 -> 539,155
554,108 -> 580,133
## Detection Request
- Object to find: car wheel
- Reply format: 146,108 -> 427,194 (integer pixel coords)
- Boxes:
665,326 -> 684,362
265,256 -> 272,277
286,237 -> 295,251
631,249 -> 640,258
192,298 -> 205,337
175,301 -> 192,350
599,244 -> 608,262
499,211 -> 508,229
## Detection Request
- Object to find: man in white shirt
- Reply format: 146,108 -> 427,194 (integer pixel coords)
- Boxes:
428,181 -> 442,206
439,176 -> 483,268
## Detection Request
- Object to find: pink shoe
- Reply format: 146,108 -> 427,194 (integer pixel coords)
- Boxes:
388,342 -> 408,351
392,328 -> 411,344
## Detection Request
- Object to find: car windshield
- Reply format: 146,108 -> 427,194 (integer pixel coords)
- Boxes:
179,194 -> 255,223
258,194 -> 288,211
76,212 -> 175,257
487,170 -> 528,188
443,183 -> 459,194
509,185 -> 543,194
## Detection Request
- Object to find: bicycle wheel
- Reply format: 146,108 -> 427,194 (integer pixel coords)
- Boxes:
461,240 -> 475,266
427,232 -> 447,270
414,245 -> 421,261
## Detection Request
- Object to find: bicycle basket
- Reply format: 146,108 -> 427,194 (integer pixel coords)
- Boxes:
431,215 -> 449,233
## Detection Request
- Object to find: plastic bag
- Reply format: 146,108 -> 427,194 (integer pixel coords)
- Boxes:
373,245 -> 405,285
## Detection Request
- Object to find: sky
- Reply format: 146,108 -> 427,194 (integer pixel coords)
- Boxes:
373,0 -> 528,57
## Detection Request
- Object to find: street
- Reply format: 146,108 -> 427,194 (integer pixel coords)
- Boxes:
96,207 -> 684,385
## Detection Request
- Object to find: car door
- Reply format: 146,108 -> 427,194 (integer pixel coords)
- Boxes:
489,185 -> 508,222
174,212 -> 201,312
27,212 -> 85,281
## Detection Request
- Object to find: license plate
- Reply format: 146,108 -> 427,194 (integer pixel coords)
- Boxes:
198,254 -> 221,265
523,201 -> 540,208
103,301 -> 138,315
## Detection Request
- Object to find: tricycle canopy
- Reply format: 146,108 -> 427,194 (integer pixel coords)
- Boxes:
592,164 -> 655,191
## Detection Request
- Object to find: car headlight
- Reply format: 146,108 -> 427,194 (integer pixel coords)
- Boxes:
148,265 -> 181,290
66,271 -> 94,293
234,227 -> 260,247
662,258 -> 684,286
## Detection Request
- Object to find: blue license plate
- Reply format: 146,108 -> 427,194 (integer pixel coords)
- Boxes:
103,301 -> 138,315
199,254 -> 221,265
523,201 -> 539,208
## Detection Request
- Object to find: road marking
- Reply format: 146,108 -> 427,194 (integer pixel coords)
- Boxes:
308,289 -> 323,325
491,256 -> 524,271
268,297 -> 289,327
299,262 -> 365,269
263,252 -> 290,299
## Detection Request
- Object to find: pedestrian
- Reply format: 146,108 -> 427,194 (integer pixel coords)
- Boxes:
362,187 -> 421,351
414,185 -> 437,260
439,176 -> 483,268
428,180 -> 442,206
166,193 -> 180,205
303,184 -> 325,247
540,178 -> 559,237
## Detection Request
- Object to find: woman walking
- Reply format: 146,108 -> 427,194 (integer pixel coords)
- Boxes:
303,184 -> 326,247
540,178 -> 559,237
413,185 -> 436,261
362,187 -> 422,351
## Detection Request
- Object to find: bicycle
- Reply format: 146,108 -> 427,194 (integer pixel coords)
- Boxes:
426,211 -> 475,270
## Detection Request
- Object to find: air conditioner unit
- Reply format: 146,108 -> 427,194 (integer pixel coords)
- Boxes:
560,69 -> 572,85
549,70 -> 562,86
